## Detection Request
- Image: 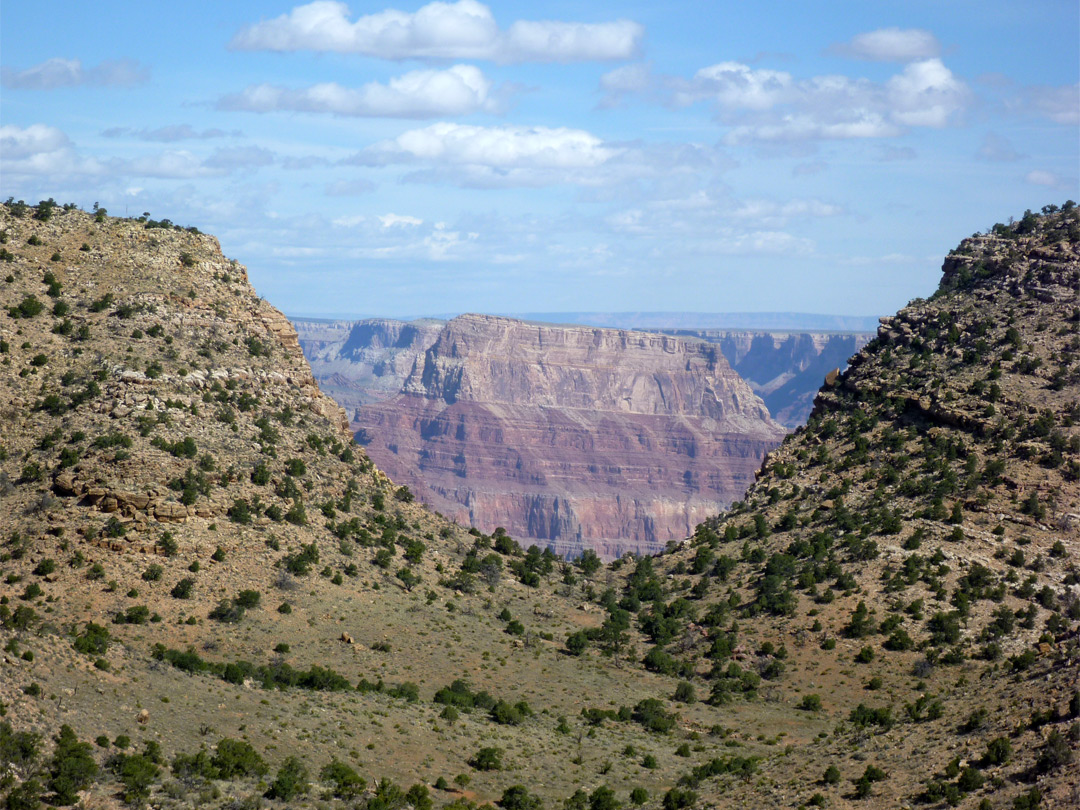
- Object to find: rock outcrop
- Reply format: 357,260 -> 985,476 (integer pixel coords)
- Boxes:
352,314 -> 787,557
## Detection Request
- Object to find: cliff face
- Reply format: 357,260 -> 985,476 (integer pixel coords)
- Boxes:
293,317 -> 443,415
662,329 -> 873,427
353,314 -> 787,557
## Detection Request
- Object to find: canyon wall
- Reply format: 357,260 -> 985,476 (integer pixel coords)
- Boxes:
347,314 -> 787,557
293,318 -> 443,416
662,330 -> 873,427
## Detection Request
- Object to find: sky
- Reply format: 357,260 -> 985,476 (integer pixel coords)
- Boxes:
1,1 -> 1077,320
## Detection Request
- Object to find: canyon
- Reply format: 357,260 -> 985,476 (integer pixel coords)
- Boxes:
294,315 -> 869,554
297,314 -> 792,556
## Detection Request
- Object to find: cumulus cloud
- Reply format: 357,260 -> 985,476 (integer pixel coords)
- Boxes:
1,57 -> 149,89
886,59 -> 969,127
230,0 -> 642,63
350,122 -> 616,171
103,125 -> 238,142
348,125 -> 735,191
657,58 -> 968,143
674,62 -> 794,110
0,123 -> 270,181
976,132 -> 1024,162
218,65 -> 497,118
0,124 -> 105,176
831,28 -> 940,62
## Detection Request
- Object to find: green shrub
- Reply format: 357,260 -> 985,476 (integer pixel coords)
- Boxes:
211,738 -> 267,779
498,785 -> 543,810
171,577 -> 195,599
32,558 -> 56,576
228,499 -> 252,524
320,759 -> 366,798
267,755 -> 309,800
11,295 -> 45,318
47,725 -> 98,805
208,599 -> 245,624
633,698 -> 676,733
471,746 -> 503,771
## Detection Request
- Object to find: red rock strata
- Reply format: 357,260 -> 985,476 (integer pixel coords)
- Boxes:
353,314 -> 787,557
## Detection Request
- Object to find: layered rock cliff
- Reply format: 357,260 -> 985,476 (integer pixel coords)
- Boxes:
661,330 -> 873,427
293,317 -> 443,415
351,314 -> 787,557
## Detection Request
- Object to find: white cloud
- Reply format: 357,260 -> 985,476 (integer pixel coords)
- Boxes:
353,122 -> 617,170
732,198 -> 842,220
832,28 -> 940,62
230,0 -> 642,63
0,124 -> 71,159
725,114 -> 901,144
0,124 -> 272,181
657,58 -> 968,142
379,213 -> 423,228
1,57 -> 149,89
976,132 -> 1024,162
676,62 -> 793,110
423,222 -> 477,259
885,59 -> 969,127
218,65 -> 496,118
0,124 -> 105,176
350,127 -> 733,192
1025,169 -> 1064,188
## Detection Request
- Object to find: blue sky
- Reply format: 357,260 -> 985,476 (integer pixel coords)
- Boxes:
2,1 -> 1076,319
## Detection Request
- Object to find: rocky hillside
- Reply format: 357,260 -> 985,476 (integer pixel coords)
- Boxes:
618,203 -> 1080,807
351,314 -> 787,558
659,329 -> 873,427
